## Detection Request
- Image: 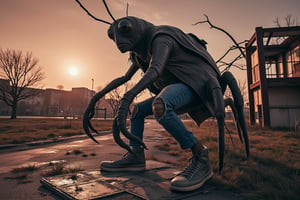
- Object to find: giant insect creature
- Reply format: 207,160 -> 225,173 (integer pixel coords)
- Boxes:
75,0 -> 249,172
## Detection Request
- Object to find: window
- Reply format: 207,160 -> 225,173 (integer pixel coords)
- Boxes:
265,60 -> 277,78
251,50 -> 260,82
286,45 -> 300,77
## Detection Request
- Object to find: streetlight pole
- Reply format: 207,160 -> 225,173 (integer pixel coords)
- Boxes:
91,78 -> 94,92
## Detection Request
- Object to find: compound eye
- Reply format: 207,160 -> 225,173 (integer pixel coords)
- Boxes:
117,19 -> 132,34
107,26 -> 114,40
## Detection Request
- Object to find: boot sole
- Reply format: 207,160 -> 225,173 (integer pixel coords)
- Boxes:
170,170 -> 213,192
100,165 -> 146,172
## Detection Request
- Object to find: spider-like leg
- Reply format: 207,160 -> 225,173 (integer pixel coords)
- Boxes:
208,78 -> 225,172
220,71 -> 250,159
224,98 -> 243,143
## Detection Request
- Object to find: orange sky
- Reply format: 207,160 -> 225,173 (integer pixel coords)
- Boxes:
0,0 -> 299,91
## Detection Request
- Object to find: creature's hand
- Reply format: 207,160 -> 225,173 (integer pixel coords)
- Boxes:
87,103 -> 96,119
117,91 -> 134,128
81,66 -> 139,144
116,91 -> 147,149
82,101 -> 100,144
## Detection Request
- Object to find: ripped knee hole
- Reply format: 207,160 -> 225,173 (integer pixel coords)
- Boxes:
152,98 -> 165,119
131,105 -> 138,118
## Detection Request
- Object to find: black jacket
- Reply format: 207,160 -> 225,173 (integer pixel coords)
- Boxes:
131,25 -> 221,125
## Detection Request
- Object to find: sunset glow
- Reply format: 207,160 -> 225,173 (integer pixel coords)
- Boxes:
0,0 -> 299,90
68,66 -> 79,77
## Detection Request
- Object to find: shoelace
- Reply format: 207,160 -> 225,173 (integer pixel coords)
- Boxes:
122,152 -> 133,160
121,151 -> 141,161
178,155 -> 202,180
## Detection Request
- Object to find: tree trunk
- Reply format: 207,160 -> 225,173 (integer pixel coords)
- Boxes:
10,101 -> 17,119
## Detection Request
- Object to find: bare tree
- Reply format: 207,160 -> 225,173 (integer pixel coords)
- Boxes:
106,85 -> 123,117
56,84 -> 64,90
194,14 -> 300,79
273,15 -> 300,44
0,49 -> 45,119
193,14 -> 247,73
273,15 -> 299,27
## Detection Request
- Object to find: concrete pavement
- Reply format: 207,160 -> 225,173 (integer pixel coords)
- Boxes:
0,120 -> 241,200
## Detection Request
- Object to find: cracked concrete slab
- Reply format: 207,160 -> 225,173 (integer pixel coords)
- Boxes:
40,160 -> 239,200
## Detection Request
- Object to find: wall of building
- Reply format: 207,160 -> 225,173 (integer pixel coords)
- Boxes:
268,87 -> 300,129
0,85 -> 99,118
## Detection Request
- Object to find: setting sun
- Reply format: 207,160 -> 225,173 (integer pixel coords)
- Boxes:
68,66 -> 79,76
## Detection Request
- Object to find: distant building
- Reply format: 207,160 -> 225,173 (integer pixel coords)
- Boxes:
246,26 -> 300,129
0,81 -> 114,118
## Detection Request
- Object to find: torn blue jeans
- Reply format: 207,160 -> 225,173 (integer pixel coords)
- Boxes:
130,83 -> 199,149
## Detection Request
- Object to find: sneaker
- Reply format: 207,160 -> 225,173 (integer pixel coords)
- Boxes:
100,146 -> 146,172
170,147 -> 213,192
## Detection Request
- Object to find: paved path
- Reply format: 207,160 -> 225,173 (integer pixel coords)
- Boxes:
0,120 -> 241,200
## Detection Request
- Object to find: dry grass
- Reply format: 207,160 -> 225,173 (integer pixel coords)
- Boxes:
41,163 -> 84,177
155,120 -> 300,200
11,163 -> 39,173
0,118 -> 113,145
2,118 -> 299,199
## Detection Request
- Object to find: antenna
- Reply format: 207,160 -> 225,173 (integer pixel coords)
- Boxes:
102,0 -> 116,22
74,0 -> 111,25
126,3 -> 129,16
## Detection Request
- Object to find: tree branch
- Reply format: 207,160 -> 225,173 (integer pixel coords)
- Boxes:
193,14 -> 246,58
219,53 -> 245,73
